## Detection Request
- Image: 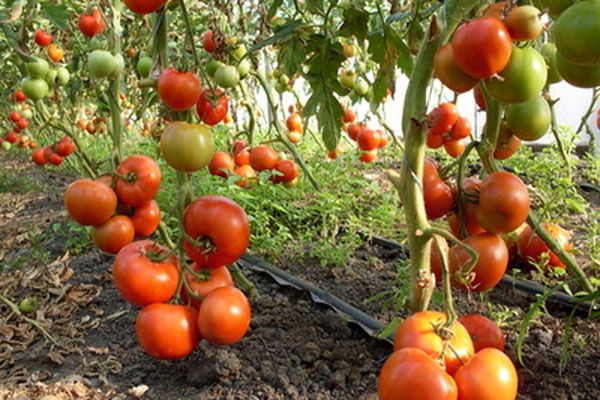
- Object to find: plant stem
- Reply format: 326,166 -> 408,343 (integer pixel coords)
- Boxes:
545,94 -> 571,175
229,263 -> 256,295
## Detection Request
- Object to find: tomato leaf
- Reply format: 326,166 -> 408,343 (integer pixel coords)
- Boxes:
249,20 -> 305,54
267,0 -> 284,19
278,37 -> 306,77
306,0 -> 325,15
338,7 -> 369,41
377,317 -> 400,340
40,2 -> 69,30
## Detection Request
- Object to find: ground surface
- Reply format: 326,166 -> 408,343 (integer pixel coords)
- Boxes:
1,152 -> 599,400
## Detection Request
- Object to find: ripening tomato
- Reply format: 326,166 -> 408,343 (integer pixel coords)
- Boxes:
327,150 -> 338,160
343,108 -> 356,123
427,131 -> 445,149
450,233 -> 509,292
272,159 -> 299,184
357,129 -> 381,151
473,85 -> 486,110
203,31 -> 217,53
160,122 -> 214,172
234,148 -> 251,167
451,18 -> 512,80
209,151 -> 235,177
360,150 -> 377,163
444,139 -> 466,158
506,95 -> 551,141
249,145 -> 278,171
64,179 -> 117,226
158,68 -> 201,111
31,148 -> 47,165
286,113 -> 303,132
124,0 -> 167,14
47,44 -> 64,62
113,240 -> 179,305
287,130 -> 302,144
454,348 -> 518,400
458,314 -> 505,352
517,223 -> 573,270
91,215 -> 135,254
182,265 -> 233,307
505,6 -> 543,41
423,159 -> 455,220
34,29 -> 52,47
9,111 -> 21,122
450,116 -> 471,140
55,136 -> 75,156
476,172 -> 530,234
481,2 -> 507,19
393,310 -> 474,374
115,155 -> 161,207
494,123 -> 521,160
428,103 -> 459,136
183,195 -> 250,268
434,44 -> 478,93
234,164 -> 256,188
79,8 -> 106,37
136,304 -> 200,360
197,286 -> 251,345
130,200 -> 161,237
378,131 -> 389,148
378,348 -> 458,400
347,123 -> 364,141
197,89 -> 229,125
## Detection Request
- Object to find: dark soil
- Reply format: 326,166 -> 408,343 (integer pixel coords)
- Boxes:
1,152 -> 599,400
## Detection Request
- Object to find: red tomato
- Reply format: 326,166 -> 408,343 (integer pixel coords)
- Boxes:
158,67 -> 201,111
427,130 -> 445,149
208,151 -> 235,178
428,103 -> 459,136
434,43 -> 478,93
249,145 -> 278,171
182,265 -> 233,307
234,149 -> 251,167
343,108 -> 356,123
197,89 -> 229,125
357,129 -> 381,151
183,195 -> 250,268
286,113 -> 303,132
15,118 -> 28,130
359,150 -> 378,163
517,223 -> 573,270
14,90 -> 26,102
5,131 -> 18,143
447,178 -> 485,239
113,240 -> 179,305
272,159 -> 299,183
9,111 -> 21,122
378,131 -> 389,148
450,116 -> 471,140
130,200 -> 161,237
458,314 -> 506,352
203,31 -> 217,53
197,286 -> 251,345
31,148 -> 47,165
124,0 -> 167,14
474,86 -> 486,110
423,159 -> 455,220
136,304 -> 200,359
393,310 -> 474,374
378,348 -> 457,400
451,18 -> 513,79
327,150 -> 338,160
454,348 -> 518,400
347,123 -> 363,141
232,140 -> 247,156
55,136 -> 75,156
287,130 -> 302,144
91,215 -> 135,254
234,164 -> 256,188
450,233 -> 509,292
476,171 -> 530,234
64,179 -> 117,226
115,155 -> 162,207
34,29 -> 52,46
494,124 -> 521,160
444,139 -> 466,158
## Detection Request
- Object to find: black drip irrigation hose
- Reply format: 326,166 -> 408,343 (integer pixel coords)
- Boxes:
369,235 -> 599,317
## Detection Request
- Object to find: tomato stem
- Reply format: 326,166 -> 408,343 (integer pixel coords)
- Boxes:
229,263 -> 255,295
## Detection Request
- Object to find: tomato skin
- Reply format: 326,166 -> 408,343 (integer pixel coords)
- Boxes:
249,145 -> 279,171
506,95 -> 551,141
115,155 -> 161,207
78,9 -> 106,38
450,233 -> 509,292
124,0 -> 167,14
552,0 -> 600,66
47,44 -> 64,63
92,215 -> 135,254
393,310 -> 474,375
160,122 -> 214,172
158,68 -> 201,111
451,18 -> 512,80
287,130 -> 302,144
130,200 -> 161,237
113,240 -> 179,305
234,164 -> 256,188
505,6 -> 543,41
434,44 -> 478,93
183,195 -> 250,268
378,348 -> 458,400
485,47 -> 547,104
31,148 -> 47,165
136,304 -> 200,360
197,286 -> 251,345
55,136 -> 75,156
34,30 -> 52,47
458,314 -> 505,352
473,86 -> 486,110
454,348 -> 518,400
234,149 -> 251,167
347,123 -> 364,141
517,223 -> 573,270
494,124 -> 521,160
203,31 -> 217,52
286,113 -> 303,132
423,159 -> 455,220
182,265 -> 233,307
481,2 -> 507,19
272,159 -> 299,184
343,108 -> 356,123
447,184 -> 485,239
477,172 -> 530,234
14,89 -> 26,102
556,52 -> 600,89
357,129 -> 381,151
9,111 -> 21,122
208,151 -> 235,177
428,103 -> 459,136
450,117 -> 471,140
359,150 -> 378,163
196,89 -> 229,125
64,179 -> 117,226
540,43 -> 563,85
444,139 -> 466,158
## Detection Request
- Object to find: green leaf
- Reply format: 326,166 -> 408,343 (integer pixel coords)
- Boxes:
278,37 -> 306,77
249,20 -> 305,54
306,0 -> 325,15
338,7 -> 369,41
377,317 -> 400,340
40,2 -> 69,30
267,0 -> 284,19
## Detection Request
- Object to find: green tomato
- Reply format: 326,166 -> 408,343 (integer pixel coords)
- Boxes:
540,43 -> 562,85
232,44 -> 247,61
538,0 -> 573,19
45,69 -> 58,87
56,67 -> 70,85
2,141 -> 12,151
206,60 -> 224,77
26,58 -> 50,79
274,81 -> 286,93
485,47 -> 547,104
214,65 -> 240,88
271,69 -> 283,79
21,109 -> 33,119
339,70 -> 357,89
354,77 -> 369,96
19,298 -> 37,313
506,95 -> 551,142
87,50 -> 117,79
21,77 -> 49,101
238,59 -> 252,79
279,73 -> 290,86
556,51 -> 600,88
88,36 -> 104,51
136,56 -> 153,77
160,122 -> 215,172
552,0 -> 600,66
111,54 -> 125,78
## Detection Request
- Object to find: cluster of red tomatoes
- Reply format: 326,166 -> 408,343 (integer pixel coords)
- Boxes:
33,29 -> 64,63
114,195 -> 252,360
1,110 -> 37,151
343,109 -> 389,163
379,310 -> 516,400
31,136 -> 75,166
208,140 -> 300,188
64,155 -> 161,254
286,111 -> 304,144
76,117 -> 108,135
426,103 -> 471,158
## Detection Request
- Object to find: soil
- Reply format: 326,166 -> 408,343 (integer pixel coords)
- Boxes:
1,152 -> 599,400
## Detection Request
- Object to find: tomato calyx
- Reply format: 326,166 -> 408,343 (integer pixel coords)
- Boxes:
184,232 -> 216,255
